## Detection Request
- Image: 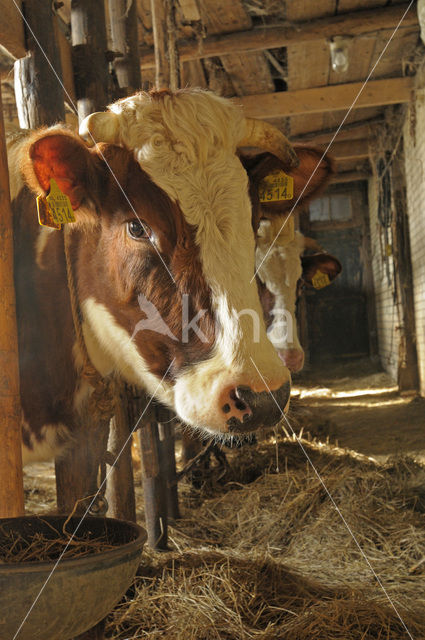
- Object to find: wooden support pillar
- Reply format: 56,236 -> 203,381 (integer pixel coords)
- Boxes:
0,83 -> 25,518
108,0 -> 142,97
151,0 -> 180,90
14,0 -> 65,128
55,420 -> 110,514
71,0 -> 110,121
105,387 -> 136,522
139,417 -> 168,549
157,410 -> 180,520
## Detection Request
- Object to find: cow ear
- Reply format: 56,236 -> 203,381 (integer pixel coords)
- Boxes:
22,129 -> 101,215
301,253 -> 342,287
241,146 -> 335,217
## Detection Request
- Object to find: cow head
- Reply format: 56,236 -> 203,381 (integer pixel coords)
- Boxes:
20,90 -> 329,438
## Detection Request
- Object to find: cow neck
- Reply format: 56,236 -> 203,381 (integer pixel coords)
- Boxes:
63,226 -> 115,422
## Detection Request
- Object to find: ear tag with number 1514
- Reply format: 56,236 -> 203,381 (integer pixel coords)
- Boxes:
259,170 -> 294,203
36,178 -> 76,229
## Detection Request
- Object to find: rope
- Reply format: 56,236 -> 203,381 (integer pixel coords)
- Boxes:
63,226 -> 115,423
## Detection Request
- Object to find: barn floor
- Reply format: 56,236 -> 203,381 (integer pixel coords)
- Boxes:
23,358 -> 425,639
292,358 -> 425,463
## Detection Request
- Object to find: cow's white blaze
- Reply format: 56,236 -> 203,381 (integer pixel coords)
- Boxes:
82,297 -> 174,407
103,90 -> 290,430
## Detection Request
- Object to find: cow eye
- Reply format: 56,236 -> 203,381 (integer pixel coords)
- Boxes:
127,219 -> 152,240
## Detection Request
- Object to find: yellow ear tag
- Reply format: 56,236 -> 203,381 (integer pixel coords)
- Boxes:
37,194 -> 62,229
312,269 -> 331,290
259,170 -> 294,203
46,178 -> 76,225
37,178 -> 76,229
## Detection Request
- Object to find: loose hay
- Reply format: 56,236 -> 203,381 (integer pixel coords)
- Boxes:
0,518 -> 119,564
105,438 -> 425,639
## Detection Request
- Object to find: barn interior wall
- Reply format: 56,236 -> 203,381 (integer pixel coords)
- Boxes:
367,178 -> 400,382
403,89 -> 425,397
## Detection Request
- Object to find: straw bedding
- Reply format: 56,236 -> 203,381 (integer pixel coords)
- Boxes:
105,436 -> 425,639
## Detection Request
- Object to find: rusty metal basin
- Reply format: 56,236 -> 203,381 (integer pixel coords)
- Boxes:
0,515 -> 146,640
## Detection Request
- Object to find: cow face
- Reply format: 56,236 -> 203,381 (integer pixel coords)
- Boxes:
22,91 -> 301,438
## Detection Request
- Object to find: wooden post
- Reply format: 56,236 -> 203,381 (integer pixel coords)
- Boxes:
71,0 -> 110,121
105,387 -> 136,522
55,421 -> 110,514
0,83 -> 25,518
157,410 -> 180,520
139,417 -> 168,549
14,0 -> 65,127
108,0 -> 142,97
151,0 -> 180,90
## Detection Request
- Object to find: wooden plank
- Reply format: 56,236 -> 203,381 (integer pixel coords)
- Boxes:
179,0 -> 201,21
330,170 -> 371,183
53,17 -> 76,104
201,0 -> 251,35
0,0 -> 26,58
0,82 -> 24,518
14,0 -> 65,128
319,138 -> 370,160
287,40 -> 330,90
139,4 -> 418,69
338,0 -> 386,10
286,0 -> 335,20
71,0 -> 109,121
105,389 -> 136,523
369,28 -> 418,79
238,77 -> 414,119
221,52 -> 274,96
108,0 -> 142,95
292,117 -> 383,143
181,59 -> 208,88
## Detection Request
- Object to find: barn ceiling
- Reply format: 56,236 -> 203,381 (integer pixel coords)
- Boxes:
0,0 -> 421,180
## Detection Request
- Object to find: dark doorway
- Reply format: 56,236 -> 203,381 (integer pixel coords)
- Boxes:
300,182 -> 376,366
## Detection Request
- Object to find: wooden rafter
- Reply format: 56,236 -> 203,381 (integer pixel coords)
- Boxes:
237,77 -> 413,119
139,4 -> 417,70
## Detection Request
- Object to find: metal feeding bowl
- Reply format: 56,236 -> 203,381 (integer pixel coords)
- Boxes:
0,515 -> 147,640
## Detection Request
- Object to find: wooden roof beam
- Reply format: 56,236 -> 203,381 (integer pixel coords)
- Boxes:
292,117 -> 384,144
238,77 -> 413,118
321,139 -> 370,161
139,3 -> 417,69
330,170 -> 371,183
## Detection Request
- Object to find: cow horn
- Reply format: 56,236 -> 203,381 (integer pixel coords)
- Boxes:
239,118 -> 299,169
79,111 -> 121,147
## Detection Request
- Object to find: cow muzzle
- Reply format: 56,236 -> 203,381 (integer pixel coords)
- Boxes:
220,382 -> 290,433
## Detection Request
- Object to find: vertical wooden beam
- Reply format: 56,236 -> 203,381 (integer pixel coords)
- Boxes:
165,0 -> 180,91
105,387 -> 136,522
14,0 -> 65,128
108,0 -> 142,97
150,0 -> 169,89
55,421 -> 110,514
158,411 -> 180,520
0,82 -> 25,517
55,2 -> 111,521
71,0 -> 109,121
150,0 -> 180,89
139,418 -> 168,549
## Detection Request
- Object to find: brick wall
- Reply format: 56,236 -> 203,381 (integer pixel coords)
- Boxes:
403,90 -> 425,396
368,178 -> 400,382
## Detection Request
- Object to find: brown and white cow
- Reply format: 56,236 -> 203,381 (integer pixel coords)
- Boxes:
9,89 -> 332,464
256,222 -> 342,373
